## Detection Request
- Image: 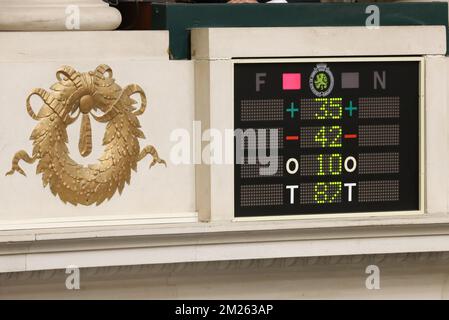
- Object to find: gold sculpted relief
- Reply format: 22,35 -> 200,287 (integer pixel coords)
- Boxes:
6,65 -> 166,205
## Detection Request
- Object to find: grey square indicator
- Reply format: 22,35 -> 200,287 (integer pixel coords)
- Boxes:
341,72 -> 359,89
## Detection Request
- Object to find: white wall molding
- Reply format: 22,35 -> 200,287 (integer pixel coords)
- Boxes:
4,214 -> 449,272
3,251 -> 449,281
4,252 -> 449,299
0,31 -> 170,62
191,26 -> 446,60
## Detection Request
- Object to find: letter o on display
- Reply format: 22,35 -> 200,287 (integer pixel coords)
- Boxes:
344,156 -> 357,173
286,158 -> 299,174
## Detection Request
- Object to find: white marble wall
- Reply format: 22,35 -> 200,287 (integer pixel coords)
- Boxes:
0,31 -> 197,226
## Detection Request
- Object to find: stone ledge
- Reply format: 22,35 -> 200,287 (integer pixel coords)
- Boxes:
0,31 -> 170,62
191,26 -> 447,60
3,213 -> 449,272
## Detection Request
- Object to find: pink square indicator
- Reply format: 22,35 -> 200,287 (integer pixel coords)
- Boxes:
282,73 -> 301,90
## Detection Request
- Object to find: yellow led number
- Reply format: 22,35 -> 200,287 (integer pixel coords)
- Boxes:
314,126 -> 342,148
314,182 -> 342,204
312,99 -> 343,204
314,98 -> 342,120
317,153 -> 342,176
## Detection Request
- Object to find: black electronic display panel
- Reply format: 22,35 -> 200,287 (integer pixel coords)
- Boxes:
234,60 -> 420,218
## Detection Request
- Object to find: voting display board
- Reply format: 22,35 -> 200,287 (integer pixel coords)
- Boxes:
234,59 -> 421,218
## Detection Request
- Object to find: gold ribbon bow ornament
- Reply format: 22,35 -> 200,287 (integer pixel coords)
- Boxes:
6,65 -> 166,206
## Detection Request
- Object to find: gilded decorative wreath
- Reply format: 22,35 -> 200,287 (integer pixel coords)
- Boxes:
6,64 -> 166,206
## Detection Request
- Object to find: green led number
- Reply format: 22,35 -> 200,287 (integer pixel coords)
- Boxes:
315,126 -> 327,147
314,98 -> 328,120
329,98 -> 342,119
317,153 -> 342,176
314,182 -> 328,204
328,182 -> 342,202
329,153 -> 342,175
314,182 -> 342,204
329,126 -> 342,147
317,154 -> 324,176
314,126 -> 342,148
314,98 -> 342,120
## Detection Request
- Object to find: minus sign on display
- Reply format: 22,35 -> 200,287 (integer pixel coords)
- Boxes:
286,135 -> 299,141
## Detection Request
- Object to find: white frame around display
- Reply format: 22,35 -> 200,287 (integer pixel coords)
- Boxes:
192,26 -> 446,223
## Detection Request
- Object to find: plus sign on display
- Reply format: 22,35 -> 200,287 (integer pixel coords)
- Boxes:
234,59 -> 421,218
286,102 -> 299,118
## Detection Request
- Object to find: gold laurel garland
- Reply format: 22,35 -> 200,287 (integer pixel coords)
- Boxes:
5,65 -> 166,206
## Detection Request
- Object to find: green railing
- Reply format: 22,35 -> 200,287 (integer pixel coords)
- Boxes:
152,2 -> 448,60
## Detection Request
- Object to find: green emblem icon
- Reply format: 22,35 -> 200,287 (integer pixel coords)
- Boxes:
314,72 -> 329,90
309,64 -> 334,97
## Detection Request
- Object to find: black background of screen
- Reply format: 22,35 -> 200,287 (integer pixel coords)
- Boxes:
234,61 -> 420,218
